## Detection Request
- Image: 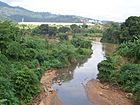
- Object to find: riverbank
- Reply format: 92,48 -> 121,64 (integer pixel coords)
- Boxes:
30,70 -> 63,105
31,71 -> 133,105
85,80 -> 133,105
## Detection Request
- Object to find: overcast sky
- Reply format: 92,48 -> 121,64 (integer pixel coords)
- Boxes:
1,0 -> 140,22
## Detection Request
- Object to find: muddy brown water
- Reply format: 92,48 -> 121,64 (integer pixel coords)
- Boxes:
52,42 -> 117,105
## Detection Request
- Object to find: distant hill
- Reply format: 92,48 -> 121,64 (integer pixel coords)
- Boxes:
0,1 -> 98,23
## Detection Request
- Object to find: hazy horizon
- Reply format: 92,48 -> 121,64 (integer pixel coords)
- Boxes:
1,0 -> 140,22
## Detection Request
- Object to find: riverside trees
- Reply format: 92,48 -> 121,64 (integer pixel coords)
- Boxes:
101,16 -> 140,44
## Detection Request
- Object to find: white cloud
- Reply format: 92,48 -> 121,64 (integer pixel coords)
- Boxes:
1,0 -> 140,22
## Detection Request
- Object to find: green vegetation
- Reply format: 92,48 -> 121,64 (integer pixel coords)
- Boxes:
98,45 -> 140,102
58,26 -> 70,33
120,16 -> 140,41
98,16 -> 140,103
101,22 -> 120,43
32,23 -> 103,40
117,38 -> 140,63
0,21 -> 92,105
32,24 -> 58,37
101,16 -> 140,44
72,36 -> 92,49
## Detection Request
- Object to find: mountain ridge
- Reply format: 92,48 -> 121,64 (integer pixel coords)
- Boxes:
0,1 -> 105,23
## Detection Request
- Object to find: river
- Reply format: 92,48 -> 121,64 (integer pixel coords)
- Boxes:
52,42 -> 116,105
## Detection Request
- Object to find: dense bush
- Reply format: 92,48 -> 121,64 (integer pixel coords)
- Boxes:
0,21 -> 92,104
12,66 -> 40,103
101,22 -> 120,43
58,33 -> 69,41
132,83 -> 140,101
0,54 -> 14,79
101,16 -> 140,44
98,59 -> 116,82
116,38 -> 140,62
98,38 -> 140,103
118,64 -> 140,91
0,77 -> 19,105
98,59 -> 140,102
58,26 -> 70,33
32,24 -> 58,37
71,36 -> 92,48
120,16 -> 140,41
119,64 -> 140,102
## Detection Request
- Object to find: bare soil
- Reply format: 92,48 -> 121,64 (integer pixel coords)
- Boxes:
30,70 -> 63,105
85,80 -> 133,105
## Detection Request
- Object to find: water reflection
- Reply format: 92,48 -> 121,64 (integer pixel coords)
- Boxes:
53,65 -> 76,84
53,58 -> 89,84
102,43 -> 118,57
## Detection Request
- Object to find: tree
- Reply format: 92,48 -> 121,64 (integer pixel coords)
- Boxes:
48,26 -> 57,37
101,22 -> 120,43
6,41 -> 23,59
82,24 -> 88,29
58,33 -> 69,41
33,24 -> 49,35
58,26 -> 70,33
121,16 -> 140,41
0,21 -> 21,53
32,24 -> 58,37
12,66 -> 40,103
70,24 -> 81,33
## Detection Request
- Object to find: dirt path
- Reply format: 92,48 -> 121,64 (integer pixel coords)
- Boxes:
30,70 -> 63,105
85,80 -> 133,105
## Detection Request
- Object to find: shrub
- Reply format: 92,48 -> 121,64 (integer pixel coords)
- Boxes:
58,33 -> 69,41
116,39 -> 140,62
98,60 -> 140,102
23,48 -> 36,60
12,66 -> 40,103
0,54 -> 15,79
97,59 -> 116,82
6,41 -> 23,59
71,36 -> 92,48
43,59 -> 63,68
132,83 -> 140,102
0,77 -> 19,105
118,64 -> 140,91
